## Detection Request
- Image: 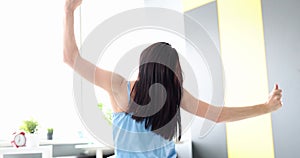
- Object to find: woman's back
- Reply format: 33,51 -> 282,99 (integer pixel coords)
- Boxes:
113,112 -> 177,158
112,82 -> 177,158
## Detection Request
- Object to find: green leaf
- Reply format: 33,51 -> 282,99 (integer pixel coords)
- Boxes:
20,118 -> 39,134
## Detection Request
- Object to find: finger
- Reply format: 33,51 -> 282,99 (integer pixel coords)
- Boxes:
278,101 -> 283,107
275,83 -> 279,90
273,95 -> 282,100
275,94 -> 282,100
274,92 -> 282,97
273,90 -> 282,95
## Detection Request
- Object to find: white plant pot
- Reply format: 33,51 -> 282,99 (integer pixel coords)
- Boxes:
26,133 -> 39,147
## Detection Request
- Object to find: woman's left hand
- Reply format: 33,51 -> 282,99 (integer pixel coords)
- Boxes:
266,84 -> 283,112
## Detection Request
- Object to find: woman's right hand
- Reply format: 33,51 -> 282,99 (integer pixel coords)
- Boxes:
65,0 -> 82,13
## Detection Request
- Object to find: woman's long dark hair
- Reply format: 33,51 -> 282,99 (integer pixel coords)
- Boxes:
127,42 -> 183,141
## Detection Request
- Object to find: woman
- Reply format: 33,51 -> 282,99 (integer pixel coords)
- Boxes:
63,0 -> 282,157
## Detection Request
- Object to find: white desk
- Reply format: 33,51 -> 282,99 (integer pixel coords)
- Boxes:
75,144 -> 113,158
0,145 -> 52,158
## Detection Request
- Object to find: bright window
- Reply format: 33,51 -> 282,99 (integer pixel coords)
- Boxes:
0,0 -> 145,141
0,0 -> 84,140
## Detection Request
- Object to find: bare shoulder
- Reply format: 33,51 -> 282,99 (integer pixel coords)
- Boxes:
109,80 -> 136,113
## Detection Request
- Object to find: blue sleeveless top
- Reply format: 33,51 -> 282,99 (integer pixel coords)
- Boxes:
112,82 -> 177,158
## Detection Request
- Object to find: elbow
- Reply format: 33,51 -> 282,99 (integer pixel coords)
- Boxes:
215,107 -> 227,123
215,117 -> 224,124
63,53 -> 69,64
63,50 -> 78,68
207,107 -> 226,123
63,55 -> 74,68
213,109 -> 227,123
204,116 -> 223,123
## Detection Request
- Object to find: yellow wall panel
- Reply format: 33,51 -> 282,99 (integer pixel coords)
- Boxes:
216,0 -> 275,158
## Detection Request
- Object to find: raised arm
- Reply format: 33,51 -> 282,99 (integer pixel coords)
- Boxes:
63,0 -> 127,113
63,0 -> 125,94
181,84 -> 283,123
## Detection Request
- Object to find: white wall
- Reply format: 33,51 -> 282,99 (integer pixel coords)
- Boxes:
0,0 -> 83,140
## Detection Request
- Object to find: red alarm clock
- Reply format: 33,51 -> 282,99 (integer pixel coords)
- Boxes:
11,131 -> 26,148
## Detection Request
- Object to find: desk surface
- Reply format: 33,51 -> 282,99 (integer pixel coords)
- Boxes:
0,139 -> 90,147
0,145 -> 52,152
0,145 -> 53,158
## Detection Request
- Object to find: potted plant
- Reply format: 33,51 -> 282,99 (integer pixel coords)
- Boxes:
47,128 -> 53,140
20,118 -> 39,147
